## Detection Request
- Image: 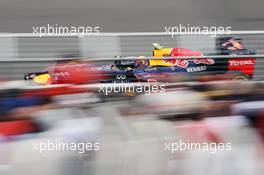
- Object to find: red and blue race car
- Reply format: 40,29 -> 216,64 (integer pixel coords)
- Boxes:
24,37 -> 256,84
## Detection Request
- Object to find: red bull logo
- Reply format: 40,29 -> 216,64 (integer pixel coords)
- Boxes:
163,58 -> 215,68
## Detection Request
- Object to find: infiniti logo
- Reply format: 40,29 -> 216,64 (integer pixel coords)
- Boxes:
116,74 -> 126,79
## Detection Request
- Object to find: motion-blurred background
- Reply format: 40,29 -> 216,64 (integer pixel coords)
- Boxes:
1,0 -> 264,175
1,0 -> 264,32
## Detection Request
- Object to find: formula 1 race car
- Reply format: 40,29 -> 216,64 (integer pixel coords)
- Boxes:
24,37 -> 256,84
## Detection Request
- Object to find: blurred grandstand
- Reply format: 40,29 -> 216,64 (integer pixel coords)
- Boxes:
1,32 -> 264,175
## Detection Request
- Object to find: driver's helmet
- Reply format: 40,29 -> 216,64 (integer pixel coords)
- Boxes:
221,38 -> 244,51
136,56 -> 149,66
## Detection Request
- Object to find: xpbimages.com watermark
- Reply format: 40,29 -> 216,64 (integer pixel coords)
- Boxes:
164,24 -> 232,37
164,140 -> 232,154
32,24 -> 100,37
98,82 -> 166,96
33,140 -> 100,154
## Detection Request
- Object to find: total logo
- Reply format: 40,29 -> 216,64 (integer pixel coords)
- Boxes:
229,60 -> 255,66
